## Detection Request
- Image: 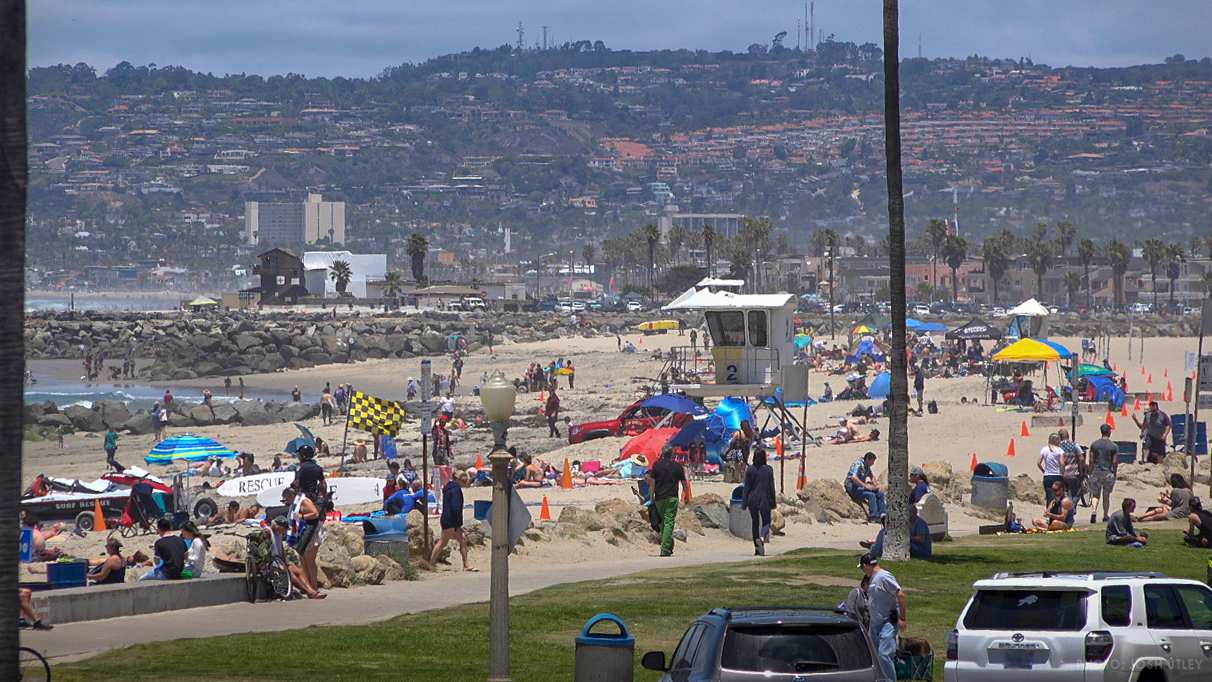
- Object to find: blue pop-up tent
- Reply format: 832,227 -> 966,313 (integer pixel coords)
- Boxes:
641,394 -> 707,416
867,371 -> 891,399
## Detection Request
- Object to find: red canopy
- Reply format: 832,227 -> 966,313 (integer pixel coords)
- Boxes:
617,427 -> 681,463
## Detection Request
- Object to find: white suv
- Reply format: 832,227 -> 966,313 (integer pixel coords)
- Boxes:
945,571 -> 1212,682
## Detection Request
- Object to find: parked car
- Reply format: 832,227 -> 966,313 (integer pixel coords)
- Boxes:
571,300 -> 587,312
567,399 -> 694,444
912,304 -> 931,317
642,607 -> 878,681
945,570 -> 1212,682
463,296 -> 486,311
991,306 -> 1007,317
627,300 -> 644,312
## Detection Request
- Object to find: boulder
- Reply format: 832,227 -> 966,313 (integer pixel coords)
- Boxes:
770,508 -> 786,535
189,405 -> 216,426
594,498 -> 639,515
675,506 -> 704,536
37,413 -> 73,429
407,510 -> 448,564
796,479 -> 865,521
1009,473 -> 1044,505
169,413 -> 193,428
279,402 -> 319,422
326,522 -> 365,557
350,554 -> 386,585
210,403 -> 239,424
317,540 -> 355,589
233,401 -> 274,426
556,506 -> 610,532
689,498 -> 729,529
464,522 -> 487,547
122,411 -> 157,435
94,400 -> 131,429
62,404 -> 105,432
233,333 -> 263,352
418,331 -> 447,354
375,554 -> 406,581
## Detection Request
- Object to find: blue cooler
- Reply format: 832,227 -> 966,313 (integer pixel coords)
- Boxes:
473,500 -> 492,522
48,559 -> 89,589
575,613 -> 635,682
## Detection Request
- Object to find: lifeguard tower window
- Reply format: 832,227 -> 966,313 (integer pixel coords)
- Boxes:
747,311 -> 768,347
706,310 -> 746,347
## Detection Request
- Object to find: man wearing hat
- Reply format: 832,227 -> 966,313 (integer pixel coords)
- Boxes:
909,466 -> 929,505
1087,422 -> 1120,524
859,552 -> 906,682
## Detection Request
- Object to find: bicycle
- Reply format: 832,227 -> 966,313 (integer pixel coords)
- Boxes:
19,646 -> 51,682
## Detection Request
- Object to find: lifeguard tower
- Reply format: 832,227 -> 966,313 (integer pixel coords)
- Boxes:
663,289 -> 809,401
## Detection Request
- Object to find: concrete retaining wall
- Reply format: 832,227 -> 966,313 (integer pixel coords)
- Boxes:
33,574 -> 247,625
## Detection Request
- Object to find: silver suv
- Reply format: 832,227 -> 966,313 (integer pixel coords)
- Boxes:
642,606 -> 878,681
945,571 -> 1212,682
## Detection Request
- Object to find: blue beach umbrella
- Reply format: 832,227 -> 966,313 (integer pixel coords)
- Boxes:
146,434 -> 238,465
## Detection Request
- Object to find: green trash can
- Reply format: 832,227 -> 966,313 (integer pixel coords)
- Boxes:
574,613 -> 634,682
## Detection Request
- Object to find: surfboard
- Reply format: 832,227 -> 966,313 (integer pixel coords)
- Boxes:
255,476 -> 385,508
216,472 -> 295,499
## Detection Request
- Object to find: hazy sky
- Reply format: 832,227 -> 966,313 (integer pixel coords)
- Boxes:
30,0 -> 1211,78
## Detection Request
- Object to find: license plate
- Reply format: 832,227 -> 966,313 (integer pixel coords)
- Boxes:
1003,650 -> 1034,669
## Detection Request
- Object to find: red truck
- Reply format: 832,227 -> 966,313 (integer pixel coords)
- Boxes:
567,399 -> 694,444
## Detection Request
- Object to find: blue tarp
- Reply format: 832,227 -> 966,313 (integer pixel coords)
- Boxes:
868,371 -> 891,399
1087,375 -> 1125,408
916,322 -> 948,333
847,338 -> 885,364
668,418 -> 707,448
641,394 -> 708,416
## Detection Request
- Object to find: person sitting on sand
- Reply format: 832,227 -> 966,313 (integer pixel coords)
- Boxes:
269,516 -> 326,599
24,514 -> 63,561
515,454 -> 546,488
1033,480 -> 1075,531
1106,498 -> 1149,547
860,504 -> 932,559
1135,474 -> 1193,522
828,418 -> 860,444
208,500 -> 261,526
384,479 -> 428,515
1184,497 -> 1212,548
89,537 -> 128,585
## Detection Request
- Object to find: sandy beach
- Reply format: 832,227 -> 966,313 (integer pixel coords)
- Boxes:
24,329 -> 1203,582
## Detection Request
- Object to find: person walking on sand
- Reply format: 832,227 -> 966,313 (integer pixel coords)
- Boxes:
224,376 -> 232,396
567,361 -> 575,390
291,385 -> 302,402
104,427 -> 123,472
646,445 -> 688,557
429,471 -> 476,571
545,386 -> 561,438
320,385 -> 336,425
860,553 -> 907,682
742,447 -> 776,555
1087,423 -> 1120,523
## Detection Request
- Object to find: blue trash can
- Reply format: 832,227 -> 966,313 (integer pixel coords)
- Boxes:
19,528 -> 33,563
728,485 -> 752,540
48,560 -> 89,589
971,462 -> 1009,511
473,500 -> 492,522
575,613 -> 635,682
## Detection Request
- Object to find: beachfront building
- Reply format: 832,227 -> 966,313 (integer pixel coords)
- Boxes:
657,208 -> 744,240
302,251 -> 387,299
245,193 -> 346,246
249,248 -> 307,305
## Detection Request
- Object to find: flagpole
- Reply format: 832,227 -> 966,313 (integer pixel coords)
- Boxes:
339,399 -> 352,470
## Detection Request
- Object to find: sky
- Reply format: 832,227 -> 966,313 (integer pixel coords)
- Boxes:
29,0 -> 1212,78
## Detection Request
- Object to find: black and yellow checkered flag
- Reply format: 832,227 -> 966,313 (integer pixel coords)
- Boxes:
347,390 -> 405,436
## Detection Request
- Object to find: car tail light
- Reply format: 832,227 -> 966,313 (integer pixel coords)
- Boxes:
1085,630 -> 1113,662
946,629 -> 958,661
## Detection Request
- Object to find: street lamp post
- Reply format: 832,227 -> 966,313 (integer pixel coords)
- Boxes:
480,371 -> 517,682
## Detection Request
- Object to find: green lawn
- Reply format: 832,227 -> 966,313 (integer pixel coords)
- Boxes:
46,528 -> 1210,681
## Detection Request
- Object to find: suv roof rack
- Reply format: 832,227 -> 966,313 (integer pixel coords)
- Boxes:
708,606 -> 849,618
989,571 -> 1168,581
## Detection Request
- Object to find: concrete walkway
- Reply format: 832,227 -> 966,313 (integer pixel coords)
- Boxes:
22,540 -> 850,664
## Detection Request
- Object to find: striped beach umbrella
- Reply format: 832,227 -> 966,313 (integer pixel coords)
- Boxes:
145,434 -> 238,465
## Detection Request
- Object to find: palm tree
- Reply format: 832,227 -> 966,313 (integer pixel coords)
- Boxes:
1026,224 -> 1053,302
1,6 -> 25,674
941,234 -> 967,303
406,233 -> 428,284
328,259 -> 352,295
1077,238 -> 1097,310
1106,240 -> 1132,308
981,237 -> 1010,305
702,224 -> 715,277
1166,243 -> 1184,310
667,225 -> 689,266
582,243 -> 596,272
924,218 -> 949,299
1055,220 -> 1076,259
820,229 -> 839,337
881,0 -> 910,561
382,270 -> 404,306
1140,238 -> 1167,311
642,224 -> 660,293
1062,271 -> 1083,308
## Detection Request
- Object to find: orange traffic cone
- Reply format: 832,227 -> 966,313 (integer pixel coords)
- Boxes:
1105,412 -> 1116,429
539,495 -> 552,521
1006,439 -> 1016,457
796,473 -> 807,491
1020,420 -> 1030,437
681,478 -> 693,504
1133,397 -> 1142,412
475,453 -> 485,469
1164,368 -> 1168,378
1057,417 -> 1065,428
1146,392 -> 1153,402
970,453 -> 979,471
775,436 -> 784,458
1140,366 -> 1145,376
560,458 -> 573,489
1121,402 -> 1128,417
1166,386 -> 1173,401
1147,374 -> 1153,384
93,499 -> 107,532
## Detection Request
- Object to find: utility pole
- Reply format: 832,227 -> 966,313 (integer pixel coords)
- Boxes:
542,25 -> 548,50
516,21 -> 524,51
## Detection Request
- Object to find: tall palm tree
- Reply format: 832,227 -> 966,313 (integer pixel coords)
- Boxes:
1077,238 -> 1097,310
942,234 -> 968,303
881,0 -> 910,561
642,223 -> 660,293
1166,243 -> 1184,310
0,2 -> 25,675
820,229 -> 839,337
1106,240 -> 1132,308
1026,224 -> 1052,302
981,237 -> 1010,305
1055,220 -> 1076,259
1062,271 -> 1083,308
702,224 -> 715,277
328,259 -> 353,295
924,218 -> 949,299
582,243 -> 596,272
382,270 -> 404,305
406,233 -> 429,284
1139,238 -> 1167,311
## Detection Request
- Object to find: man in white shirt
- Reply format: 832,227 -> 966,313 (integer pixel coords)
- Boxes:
860,553 -> 906,682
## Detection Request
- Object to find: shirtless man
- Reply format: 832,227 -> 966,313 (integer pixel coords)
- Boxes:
515,454 -> 546,488
24,514 -> 64,561
208,500 -> 261,526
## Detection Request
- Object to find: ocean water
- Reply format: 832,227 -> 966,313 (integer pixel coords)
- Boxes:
23,378 -> 288,408
26,293 -> 184,312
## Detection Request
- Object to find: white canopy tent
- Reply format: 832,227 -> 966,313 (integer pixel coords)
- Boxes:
1008,298 -> 1050,317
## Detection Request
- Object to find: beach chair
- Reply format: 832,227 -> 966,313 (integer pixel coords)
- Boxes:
1114,440 -> 1139,465
1172,416 -> 1207,456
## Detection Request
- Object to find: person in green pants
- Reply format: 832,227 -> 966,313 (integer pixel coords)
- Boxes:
647,445 -> 688,557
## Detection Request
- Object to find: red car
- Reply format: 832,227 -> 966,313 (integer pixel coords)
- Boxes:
568,399 -> 694,444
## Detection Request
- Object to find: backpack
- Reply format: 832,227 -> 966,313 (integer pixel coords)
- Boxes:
927,400 -> 939,414
245,529 -> 273,568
